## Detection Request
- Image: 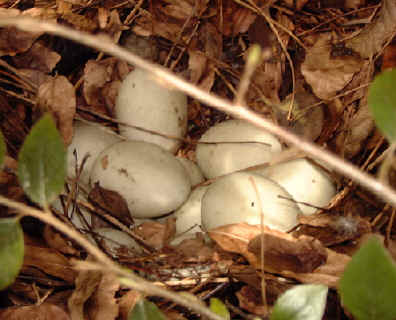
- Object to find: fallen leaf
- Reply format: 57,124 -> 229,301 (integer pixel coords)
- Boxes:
0,304 -> 70,320
236,286 -> 268,316
118,290 -> 142,320
23,244 -> 76,284
12,41 -> 61,73
43,225 -> 78,256
134,221 -> 173,249
87,272 -> 119,320
88,183 -> 133,228
248,233 -> 327,273
0,26 -> 42,57
83,58 -> 130,116
36,76 -> 76,145
301,33 -> 363,100
345,0 -> 396,58
68,268 -> 102,320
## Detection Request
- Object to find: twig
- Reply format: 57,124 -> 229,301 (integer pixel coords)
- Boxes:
1,17 -> 396,206
0,194 -> 224,320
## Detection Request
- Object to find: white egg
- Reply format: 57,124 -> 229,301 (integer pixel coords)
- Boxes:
201,172 -> 301,232
253,158 -> 336,215
90,141 -> 191,218
115,68 -> 187,153
91,228 -> 142,257
67,121 -> 121,187
171,185 -> 209,244
196,119 -> 282,178
176,157 -> 205,186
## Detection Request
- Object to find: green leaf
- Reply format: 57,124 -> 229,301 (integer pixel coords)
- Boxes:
339,237 -> 396,320
0,217 -> 24,290
128,299 -> 167,320
0,131 -> 5,169
270,284 -> 328,320
368,68 -> 396,142
209,298 -> 230,320
18,114 -> 66,207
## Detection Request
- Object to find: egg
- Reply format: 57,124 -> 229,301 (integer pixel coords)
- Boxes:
67,121 -> 121,187
176,157 -> 205,186
115,68 -> 188,153
253,158 -> 336,215
90,140 -> 191,218
171,185 -> 209,244
196,119 -> 282,178
201,172 -> 301,232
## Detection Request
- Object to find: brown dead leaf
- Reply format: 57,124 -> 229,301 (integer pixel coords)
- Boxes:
281,248 -> 351,288
134,221 -> 174,249
118,290 -> 142,320
222,1 -> 257,37
301,33 -> 363,100
43,225 -> 78,256
68,268 -> 102,320
23,244 -> 76,284
12,41 -> 61,73
161,0 -> 209,20
83,58 -> 130,116
335,98 -> 374,158
36,76 -> 76,145
345,0 -> 396,58
209,223 -> 350,287
88,183 -> 133,227
274,78 -> 324,142
0,94 -> 28,156
248,233 -> 327,273
236,286 -> 268,317
172,235 -> 213,262
19,69 -> 52,88
0,304 -> 70,320
0,26 -> 42,57
87,272 -> 119,320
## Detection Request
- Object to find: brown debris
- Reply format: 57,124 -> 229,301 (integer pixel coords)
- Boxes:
36,76 -> 76,145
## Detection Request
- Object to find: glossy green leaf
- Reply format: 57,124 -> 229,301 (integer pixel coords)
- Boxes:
368,68 -> 396,142
339,237 -> 396,320
270,284 -> 328,320
0,217 -> 24,290
0,131 -> 5,169
18,114 -> 66,207
209,298 -> 230,320
128,299 -> 167,320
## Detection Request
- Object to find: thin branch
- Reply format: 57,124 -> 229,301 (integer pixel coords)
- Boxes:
1,17 -> 395,205
0,194 -> 224,320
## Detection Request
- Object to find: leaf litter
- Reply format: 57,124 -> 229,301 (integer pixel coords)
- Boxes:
0,0 -> 396,319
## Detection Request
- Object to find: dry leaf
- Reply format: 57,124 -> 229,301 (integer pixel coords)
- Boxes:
37,76 -> 76,145
68,268 -> 102,320
236,286 -> 268,316
222,1 -> 257,37
0,27 -> 42,57
134,221 -> 173,249
23,244 -> 76,284
345,0 -> 396,58
88,183 -> 133,227
0,304 -> 70,320
87,273 -> 119,320
118,290 -> 142,320
301,33 -> 363,100
43,225 -> 78,256
12,41 -> 61,73
248,233 -> 327,273
83,58 -> 130,116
